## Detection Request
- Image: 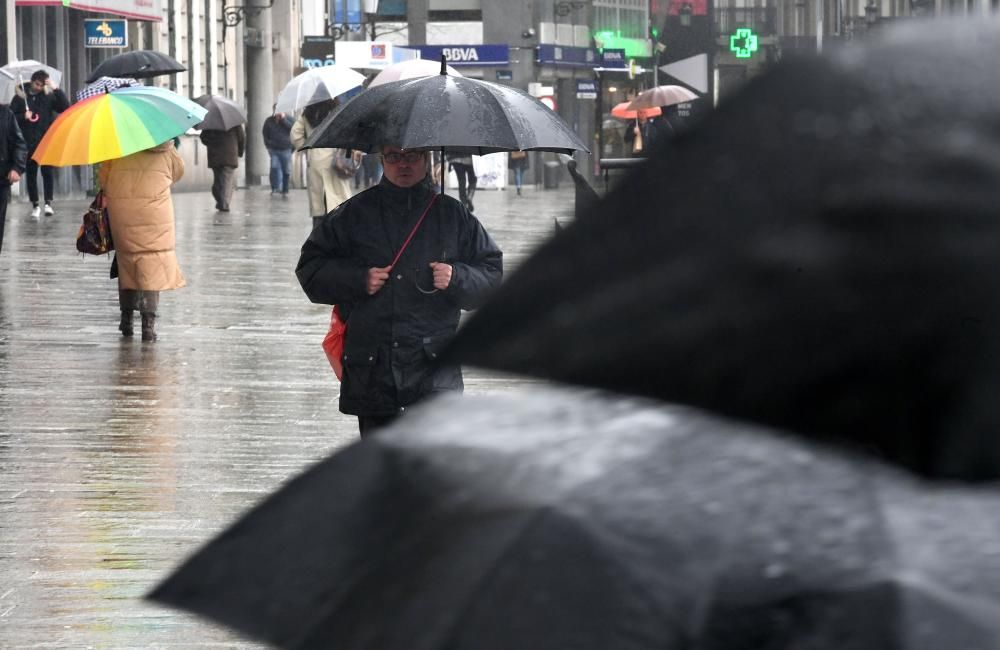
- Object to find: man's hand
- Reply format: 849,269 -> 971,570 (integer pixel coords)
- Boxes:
7,170 -> 20,183
429,262 -> 452,290
367,265 -> 391,295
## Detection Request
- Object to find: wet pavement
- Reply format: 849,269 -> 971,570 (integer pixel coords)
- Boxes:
0,182 -> 574,647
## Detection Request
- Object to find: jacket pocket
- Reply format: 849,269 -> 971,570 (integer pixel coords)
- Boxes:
343,347 -> 378,393
421,338 -> 462,392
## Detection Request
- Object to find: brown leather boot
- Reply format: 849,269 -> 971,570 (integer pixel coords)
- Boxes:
140,313 -> 157,341
119,311 -> 134,337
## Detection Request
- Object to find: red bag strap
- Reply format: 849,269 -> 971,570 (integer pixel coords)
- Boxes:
390,194 -> 439,269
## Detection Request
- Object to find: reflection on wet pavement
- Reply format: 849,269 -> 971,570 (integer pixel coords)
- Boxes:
0,182 -> 572,645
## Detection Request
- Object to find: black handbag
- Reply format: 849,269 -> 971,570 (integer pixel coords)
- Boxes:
76,191 -> 114,256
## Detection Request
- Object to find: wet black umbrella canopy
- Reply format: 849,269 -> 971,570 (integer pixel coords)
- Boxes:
86,50 -> 186,83
302,58 -> 588,155
149,390 -> 1000,649
445,19 -> 1000,481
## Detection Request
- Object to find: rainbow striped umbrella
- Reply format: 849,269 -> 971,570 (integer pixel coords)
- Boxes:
32,86 -> 207,166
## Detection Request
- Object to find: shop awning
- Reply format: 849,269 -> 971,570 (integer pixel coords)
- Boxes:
15,0 -> 162,22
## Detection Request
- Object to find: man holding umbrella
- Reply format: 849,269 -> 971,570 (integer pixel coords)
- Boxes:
0,104 -> 27,254
296,146 -> 503,436
9,70 -> 69,218
199,124 -> 245,212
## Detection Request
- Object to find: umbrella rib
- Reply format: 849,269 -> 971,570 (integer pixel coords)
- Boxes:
433,503 -> 685,646
476,85 -> 522,155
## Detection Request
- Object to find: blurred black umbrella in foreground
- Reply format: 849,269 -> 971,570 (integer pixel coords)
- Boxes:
303,59 -> 588,155
445,18 -> 1000,481
149,389 -> 1000,649
86,50 -> 185,83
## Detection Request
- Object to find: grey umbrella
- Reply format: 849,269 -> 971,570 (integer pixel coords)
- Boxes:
444,18 -> 1000,482
193,95 -> 247,131
149,388 -> 1000,649
303,60 -> 588,155
86,50 -> 185,83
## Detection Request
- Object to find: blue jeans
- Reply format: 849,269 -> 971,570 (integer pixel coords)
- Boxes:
268,149 -> 292,193
513,165 -> 524,188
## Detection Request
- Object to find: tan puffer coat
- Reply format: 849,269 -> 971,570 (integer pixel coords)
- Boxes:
99,141 -> 186,291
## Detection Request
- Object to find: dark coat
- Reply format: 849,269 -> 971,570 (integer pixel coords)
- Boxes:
262,115 -> 293,151
200,126 -> 245,168
508,151 -> 530,171
296,178 -> 503,416
0,106 -> 27,184
9,86 -> 69,151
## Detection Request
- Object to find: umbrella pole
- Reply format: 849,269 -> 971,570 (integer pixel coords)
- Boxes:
440,147 -> 445,196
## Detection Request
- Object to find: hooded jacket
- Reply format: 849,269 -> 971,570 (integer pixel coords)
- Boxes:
296,177 -> 503,416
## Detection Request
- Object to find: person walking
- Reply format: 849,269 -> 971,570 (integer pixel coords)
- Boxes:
199,124 -> 245,212
360,151 -> 382,188
290,99 -> 352,230
99,141 -> 185,342
508,150 -> 529,196
296,146 -> 503,437
448,154 -> 477,212
262,106 -> 293,196
9,70 -> 69,218
0,105 -> 27,255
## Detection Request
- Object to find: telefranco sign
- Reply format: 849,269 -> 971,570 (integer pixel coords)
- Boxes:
84,19 -> 128,48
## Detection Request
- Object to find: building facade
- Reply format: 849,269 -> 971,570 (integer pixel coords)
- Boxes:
4,0 -> 995,197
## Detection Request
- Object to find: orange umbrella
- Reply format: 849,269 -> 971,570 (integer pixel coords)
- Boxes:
610,102 -> 661,120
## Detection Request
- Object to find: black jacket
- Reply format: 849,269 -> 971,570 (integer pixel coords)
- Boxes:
296,178 -> 503,416
0,106 -> 27,184
262,115 -> 293,151
9,86 -> 70,151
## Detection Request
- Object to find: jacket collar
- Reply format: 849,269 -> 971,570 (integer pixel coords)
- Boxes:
379,176 -> 435,211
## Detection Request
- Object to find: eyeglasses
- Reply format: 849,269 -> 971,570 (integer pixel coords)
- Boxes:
382,151 -> 424,164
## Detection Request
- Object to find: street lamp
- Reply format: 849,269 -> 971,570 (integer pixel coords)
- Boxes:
679,2 -> 693,28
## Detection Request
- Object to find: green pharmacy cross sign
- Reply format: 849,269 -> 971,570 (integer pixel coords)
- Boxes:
729,28 -> 759,59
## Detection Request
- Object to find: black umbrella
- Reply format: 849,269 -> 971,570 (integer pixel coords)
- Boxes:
86,50 -> 186,83
444,18 -> 1000,482
303,59 -> 588,155
193,94 -> 247,131
149,389 -> 1000,649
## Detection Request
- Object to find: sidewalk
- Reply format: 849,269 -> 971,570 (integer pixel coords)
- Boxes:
0,183 -> 574,647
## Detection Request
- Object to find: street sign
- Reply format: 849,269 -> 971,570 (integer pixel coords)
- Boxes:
412,44 -> 510,67
658,53 -> 708,94
301,35 -> 334,66
600,48 -> 627,69
496,70 -> 513,81
575,79 -> 597,99
84,19 -> 127,48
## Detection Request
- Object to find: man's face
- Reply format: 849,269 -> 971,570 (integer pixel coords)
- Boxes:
29,79 -> 45,94
381,147 -> 427,188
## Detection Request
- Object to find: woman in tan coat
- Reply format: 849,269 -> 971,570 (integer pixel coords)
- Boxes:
99,141 -> 185,341
290,98 -> 353,230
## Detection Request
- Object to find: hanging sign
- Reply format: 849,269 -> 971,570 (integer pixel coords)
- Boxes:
84,19 -> 128,48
